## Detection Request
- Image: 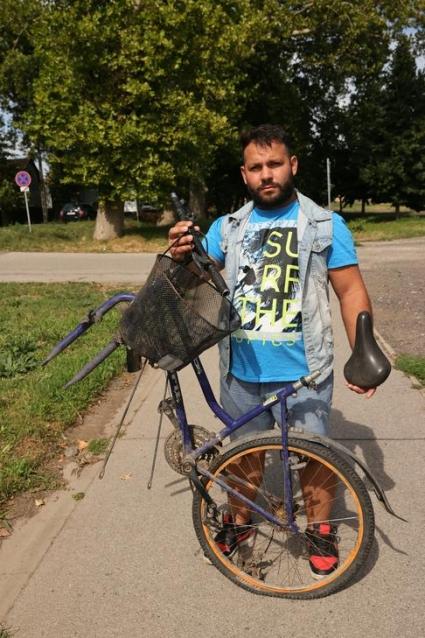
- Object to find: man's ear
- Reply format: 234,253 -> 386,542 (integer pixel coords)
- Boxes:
240,165 -> 247,184
291,155 -> 298,176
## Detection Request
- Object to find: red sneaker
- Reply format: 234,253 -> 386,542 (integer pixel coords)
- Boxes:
214,514 -> 256,557
305,523 -> 339,579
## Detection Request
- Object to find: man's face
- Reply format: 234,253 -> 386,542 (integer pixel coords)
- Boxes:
240,141 -> 298,209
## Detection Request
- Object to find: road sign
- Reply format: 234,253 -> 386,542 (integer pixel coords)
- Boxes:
15,170 -> 32,188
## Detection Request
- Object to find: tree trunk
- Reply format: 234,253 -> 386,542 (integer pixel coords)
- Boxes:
93,200 -> 124,240
189,178 -> 207,220
394,202 -> 400,219
361,199 -> 366,214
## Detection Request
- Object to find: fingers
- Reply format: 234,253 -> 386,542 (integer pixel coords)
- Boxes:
168,220 -> 199,261
345,382 -> 376,398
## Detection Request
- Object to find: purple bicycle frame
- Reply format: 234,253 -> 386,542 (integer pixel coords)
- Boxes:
167,356 -> 301,533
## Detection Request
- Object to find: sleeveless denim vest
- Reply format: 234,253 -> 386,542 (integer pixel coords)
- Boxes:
218,190 -> 333,383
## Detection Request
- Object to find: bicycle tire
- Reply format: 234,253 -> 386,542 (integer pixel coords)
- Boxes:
192,435 -> 375,599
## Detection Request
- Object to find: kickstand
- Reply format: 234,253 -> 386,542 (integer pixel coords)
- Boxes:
147,375 -> 169,489
98,360 -> 146,479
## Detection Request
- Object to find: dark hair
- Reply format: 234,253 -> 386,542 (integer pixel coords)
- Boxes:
239,124 -> 294,156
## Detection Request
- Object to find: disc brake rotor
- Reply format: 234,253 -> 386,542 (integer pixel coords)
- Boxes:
164,425 -> 220,475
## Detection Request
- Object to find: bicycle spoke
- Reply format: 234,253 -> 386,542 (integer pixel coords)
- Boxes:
193,436 -> 374,598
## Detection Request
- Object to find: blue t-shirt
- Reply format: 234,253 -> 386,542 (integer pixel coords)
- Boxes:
204,201 -> 357,382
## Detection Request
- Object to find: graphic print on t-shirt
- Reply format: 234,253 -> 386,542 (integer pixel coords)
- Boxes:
233,219 -> 302,343
229,204 -> 309,382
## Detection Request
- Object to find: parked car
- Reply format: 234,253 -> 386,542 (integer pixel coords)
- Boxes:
124,201 -> 160,219
59,202 -> 97,222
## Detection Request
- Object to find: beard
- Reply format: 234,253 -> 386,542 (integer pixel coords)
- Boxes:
247,177 -> 296,210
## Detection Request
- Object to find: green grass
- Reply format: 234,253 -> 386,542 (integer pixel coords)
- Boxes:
395,354 -> 425,386
0,219 -> 170,253
0,282 -> 128,508
87,438 -> 109,455
347,215 -> 425,241
0,626 -> 14,638
1,210 -> 424,253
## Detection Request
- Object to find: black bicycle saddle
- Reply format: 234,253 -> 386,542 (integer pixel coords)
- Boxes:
343,311 -> 391,388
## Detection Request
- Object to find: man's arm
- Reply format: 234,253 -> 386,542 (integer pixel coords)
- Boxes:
328,264 -> 376,398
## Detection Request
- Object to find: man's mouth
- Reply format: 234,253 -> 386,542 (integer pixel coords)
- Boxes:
259,184 -> 279,192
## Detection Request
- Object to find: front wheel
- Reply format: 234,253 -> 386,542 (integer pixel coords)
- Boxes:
192,435 -> 375,599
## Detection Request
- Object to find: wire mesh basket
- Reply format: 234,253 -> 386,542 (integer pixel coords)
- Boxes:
119,254 -> 240,371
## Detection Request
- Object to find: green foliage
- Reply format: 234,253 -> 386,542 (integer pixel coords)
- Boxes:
360,36 -> 425,211
87,438 -> 109,456
12,0 -> 293,202
337,35 -> 425,211
0,335 -> 38,378
395,354 -> 425,386
0,219 -> 169,252
0,282 -> 126,506
0,1 -> 422,211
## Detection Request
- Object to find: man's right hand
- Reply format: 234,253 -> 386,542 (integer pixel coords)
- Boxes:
168,220 -> 200,261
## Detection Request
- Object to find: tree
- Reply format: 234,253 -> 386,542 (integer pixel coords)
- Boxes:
4,0 -> 297,237
1,0 -> 422,233
207,0 -> 422,207
0,116 -> 20,226
359,36 -> 425,212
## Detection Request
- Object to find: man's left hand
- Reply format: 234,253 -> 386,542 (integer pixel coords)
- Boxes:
345,383 -> 376,398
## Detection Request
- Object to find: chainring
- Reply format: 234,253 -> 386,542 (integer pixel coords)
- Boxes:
164,425 -> 220,475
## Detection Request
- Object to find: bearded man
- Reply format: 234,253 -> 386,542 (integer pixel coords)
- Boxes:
168,123 -> 375,578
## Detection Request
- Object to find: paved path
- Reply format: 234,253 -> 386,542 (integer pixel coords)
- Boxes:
1,237 -> 424,283
0,241 -> 424,636
0,251 -> 157,283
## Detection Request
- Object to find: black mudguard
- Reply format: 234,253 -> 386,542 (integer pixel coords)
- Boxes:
219,430 -> 407,523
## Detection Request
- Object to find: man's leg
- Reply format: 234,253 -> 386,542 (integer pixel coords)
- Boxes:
220,374 -> 274,525
269,373 -> 339,576
270,373 -> 336,524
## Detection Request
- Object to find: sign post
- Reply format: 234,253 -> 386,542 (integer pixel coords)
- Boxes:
15,171 -> 32,233
326,158 -> 332,209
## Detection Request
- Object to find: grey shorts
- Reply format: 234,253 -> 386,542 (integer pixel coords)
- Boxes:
220,372 -> 333,441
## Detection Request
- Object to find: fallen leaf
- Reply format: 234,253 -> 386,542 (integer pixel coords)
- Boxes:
35,498 -> 45,507
77,439 -> 89,451
0,528 -> 11,538
120,473 -> 133,481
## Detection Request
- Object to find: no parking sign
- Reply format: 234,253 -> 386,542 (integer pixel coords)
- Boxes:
14,170 -> 32,231
15,170 -> 32,190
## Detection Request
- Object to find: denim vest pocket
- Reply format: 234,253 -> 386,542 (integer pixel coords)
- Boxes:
311,234 -> 332,253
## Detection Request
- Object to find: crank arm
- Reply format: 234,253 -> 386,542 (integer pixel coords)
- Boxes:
42,293 -> 135,365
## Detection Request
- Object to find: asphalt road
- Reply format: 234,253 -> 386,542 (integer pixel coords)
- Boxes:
0,241 -> 424,636
0,251 -> 157,284
0,238 -> 424,284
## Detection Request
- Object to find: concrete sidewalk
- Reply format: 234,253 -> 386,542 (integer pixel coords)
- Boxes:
1,301 -> 424,637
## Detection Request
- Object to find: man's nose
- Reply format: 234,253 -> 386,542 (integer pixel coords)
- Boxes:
260,165 -> 273,181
